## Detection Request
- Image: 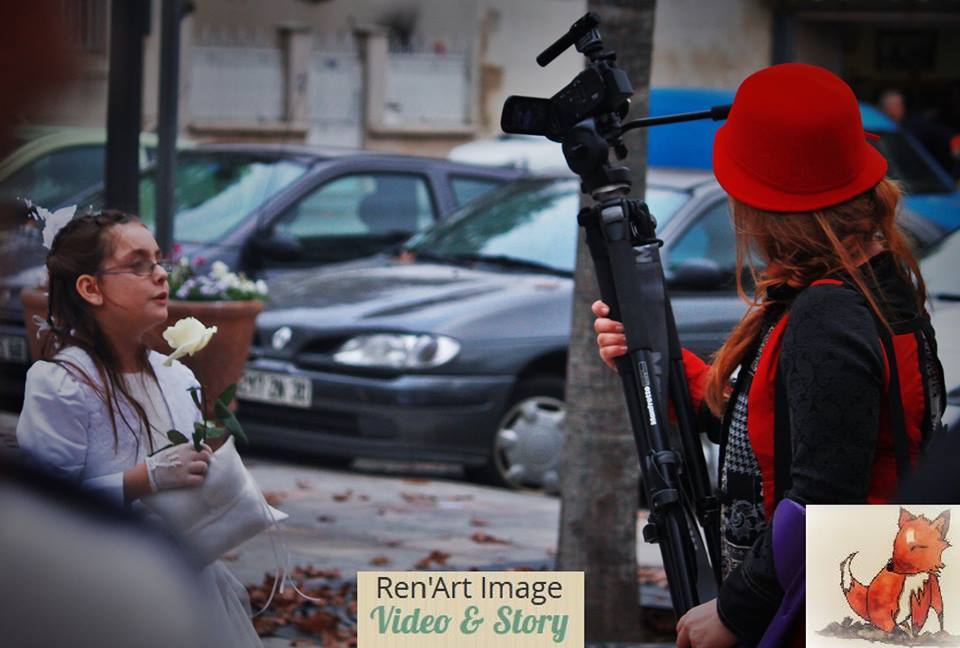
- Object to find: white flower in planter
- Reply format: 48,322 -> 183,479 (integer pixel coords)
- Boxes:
163,317 -> 218,366
210,260 -> 229,280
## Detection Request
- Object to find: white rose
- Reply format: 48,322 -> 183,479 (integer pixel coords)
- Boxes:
162,317 -> 218,366
255,279 -> 268,295
210,260 -> 229,279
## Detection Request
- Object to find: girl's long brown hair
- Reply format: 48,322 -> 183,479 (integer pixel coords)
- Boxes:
703,177 -> 927,418
41,210 -> 162,453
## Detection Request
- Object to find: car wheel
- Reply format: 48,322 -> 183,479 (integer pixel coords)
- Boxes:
467,375 -> 566,491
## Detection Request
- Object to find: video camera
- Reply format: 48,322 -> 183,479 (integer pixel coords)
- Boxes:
501,12 -> 729,198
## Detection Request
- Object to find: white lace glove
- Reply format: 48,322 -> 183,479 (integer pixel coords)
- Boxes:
145,444 -> 211,493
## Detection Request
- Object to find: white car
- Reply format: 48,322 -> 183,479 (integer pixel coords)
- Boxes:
924,230 -> 960,433
448,134 -> 569,174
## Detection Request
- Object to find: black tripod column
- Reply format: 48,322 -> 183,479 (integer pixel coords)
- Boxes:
578,197 -> 709,614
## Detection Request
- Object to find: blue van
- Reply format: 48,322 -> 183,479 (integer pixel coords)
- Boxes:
648,88 -> 959,233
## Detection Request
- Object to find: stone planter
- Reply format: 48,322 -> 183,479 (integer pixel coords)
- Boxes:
143,299 -> 263,416
20,288 -> 262,416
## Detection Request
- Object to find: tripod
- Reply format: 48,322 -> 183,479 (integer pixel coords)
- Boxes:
501,11 -> 732,617
576,159 -> 722,615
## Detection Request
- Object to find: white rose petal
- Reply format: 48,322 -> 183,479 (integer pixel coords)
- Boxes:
162,317 -> 218,366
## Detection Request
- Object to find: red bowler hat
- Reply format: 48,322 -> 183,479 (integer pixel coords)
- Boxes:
713,63 -> 888,213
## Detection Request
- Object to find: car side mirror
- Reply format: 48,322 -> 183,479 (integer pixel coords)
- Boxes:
666,258 -> 734,291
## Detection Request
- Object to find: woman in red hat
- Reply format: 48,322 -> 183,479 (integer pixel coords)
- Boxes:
593,63 -> 946,647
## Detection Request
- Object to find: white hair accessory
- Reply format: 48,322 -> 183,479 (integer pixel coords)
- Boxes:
24,200 -> 78,250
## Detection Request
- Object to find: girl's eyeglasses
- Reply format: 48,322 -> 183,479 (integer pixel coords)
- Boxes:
98,259 -> 176,278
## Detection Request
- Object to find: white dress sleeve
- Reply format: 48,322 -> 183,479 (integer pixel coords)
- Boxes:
16,361 -> 126,507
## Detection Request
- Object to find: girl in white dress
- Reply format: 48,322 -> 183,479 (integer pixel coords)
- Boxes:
16,210 -> 262,648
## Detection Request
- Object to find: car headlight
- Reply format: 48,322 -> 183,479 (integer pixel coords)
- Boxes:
332,333 -> 460,369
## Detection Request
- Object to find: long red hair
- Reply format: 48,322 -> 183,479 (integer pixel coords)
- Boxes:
703,177 -> 927,418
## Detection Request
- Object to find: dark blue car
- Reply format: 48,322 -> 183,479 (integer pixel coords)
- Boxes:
0,144 -> 522,406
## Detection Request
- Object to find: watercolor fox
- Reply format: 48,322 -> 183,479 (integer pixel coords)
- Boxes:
840,508 -> 951,636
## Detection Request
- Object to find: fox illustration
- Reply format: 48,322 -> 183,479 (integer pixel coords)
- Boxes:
840,508 -> 951,636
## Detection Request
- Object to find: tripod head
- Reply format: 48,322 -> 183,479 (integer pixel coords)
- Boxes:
501,12 -> 730,200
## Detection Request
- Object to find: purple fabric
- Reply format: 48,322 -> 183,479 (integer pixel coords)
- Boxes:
756,498 -> 805,648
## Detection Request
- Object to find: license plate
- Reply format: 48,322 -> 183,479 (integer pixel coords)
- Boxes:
0,335 -> 27,363
237,370 -> 312,409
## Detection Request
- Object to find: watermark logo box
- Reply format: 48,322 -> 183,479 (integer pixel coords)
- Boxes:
358,571 -> 584,647
807,504 -> 959,646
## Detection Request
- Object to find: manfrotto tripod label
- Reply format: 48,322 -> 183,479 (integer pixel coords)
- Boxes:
638,360 -> 658,427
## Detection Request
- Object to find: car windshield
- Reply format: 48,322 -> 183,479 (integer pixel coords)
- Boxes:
406,178 -> 690,274
921,229 -> 960,298
870,132 -> 954,195
80,153 -> 308,244
0,145 -> 107,207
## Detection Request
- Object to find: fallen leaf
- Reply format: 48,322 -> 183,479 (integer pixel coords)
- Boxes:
414,550 -> 450,569
296,479 -> 312,490
316,515 -> 336,523
369,555 -> 392,566
251,614 -> 285,636
263,491 -> 289,507
221,552 -> 240,561
400,492 -> 436,506
470,532 -> 510,545
246,566 -> 357,644
469,517 -> 489,527
332,489 -> 353,502
291,565 -> 342,580
295,610 -> 339,635
383,540 -> 402,548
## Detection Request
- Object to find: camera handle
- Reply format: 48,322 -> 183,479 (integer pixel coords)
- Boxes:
578,192 -> 722,614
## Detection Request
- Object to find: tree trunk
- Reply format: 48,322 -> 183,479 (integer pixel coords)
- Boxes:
556,0 -> 657,643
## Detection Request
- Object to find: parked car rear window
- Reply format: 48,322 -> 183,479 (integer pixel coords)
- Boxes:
408,179 -> 690,274
274,172 -> 435,239
450,176 -> 503,206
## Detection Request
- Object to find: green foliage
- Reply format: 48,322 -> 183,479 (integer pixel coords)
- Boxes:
167,429 -> 188,445
218,383 -> 237,407
171,382 -> 249,451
